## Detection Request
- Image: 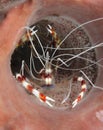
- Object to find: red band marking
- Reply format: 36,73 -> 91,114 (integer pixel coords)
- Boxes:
41,72 -> 52,79
27,85 -> 34,93
81,88 -> 86,92
51,30 -> 55,35
77,95 -> 81,101
17,75 -> 25,82
40,93 -> 46,102
81,80 -> 86,85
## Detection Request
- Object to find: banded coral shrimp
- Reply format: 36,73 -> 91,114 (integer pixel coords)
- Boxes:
10,16 -> 103,109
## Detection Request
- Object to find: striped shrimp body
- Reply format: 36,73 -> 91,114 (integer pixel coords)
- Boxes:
39,52 -> 54,88
47,24 -> 61,48
72,76 -> 87,108
16,73 -> 55,107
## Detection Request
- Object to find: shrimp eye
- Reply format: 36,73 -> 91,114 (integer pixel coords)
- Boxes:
10,15 -> 98,109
